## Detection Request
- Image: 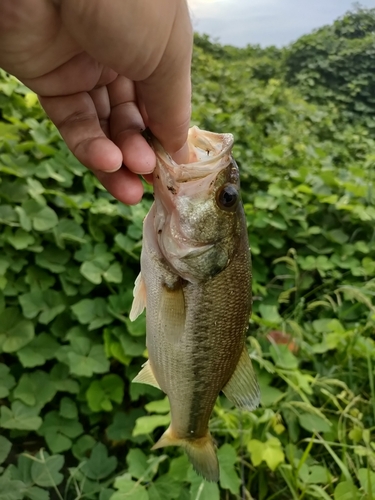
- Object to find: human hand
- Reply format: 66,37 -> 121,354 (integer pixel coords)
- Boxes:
0,0 -> 193,204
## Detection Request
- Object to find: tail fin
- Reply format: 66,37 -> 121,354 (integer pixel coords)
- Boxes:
151,426 -> 219,482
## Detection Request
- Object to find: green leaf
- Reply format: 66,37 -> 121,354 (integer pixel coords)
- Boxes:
259,304 -> 282,324
111,477 -> 149,500
50,363 -> 79,394
113,326 -> 145,357
103,262 -> 123,283
218,444 -> 241,494
71,298 -> 112,330
15,206 -> 32,231
86,374 -> 124,412
30,451 -> 64,487
72,435 -> 96,461
25,267 -> 55,291
80,260 -> 105,284
32,206 -> 58,231
17,333 -> 59,368
81,443 -> 117,480
20,486 -> 49,500
258,381 -> 284,407
7,455 -> 33,486
0,205 -> 18,225
35,246 -> 70,273
189,472 -> 220,500
0,308 -> 34,353
168,455 -> 189,482
299,465 -> 331,484
59,397 -> 78,419
100,489 -> 115,500
38,410 -> 83,454
132,415 -> 170,437
144,397 -> 170,414
0,474 -> 25,500
0,436 -> 12,465
106,409 -> 145,442
53,218 -> 85,246
67,344 -> 110,377
0,257 -> 10,276
334,480 -> 360,500
327,229 -> 349,244
7,229 -> 35,250
124,315 -> 146,337
298,413 -> 332,433
0,401 -> 42,431
358,468 -> 375,496
269,344 -> 299,369
19,290 -> 65,324
13,371 -> 56,407
247,438 -> 285,471
126,449 -> 162,482
0,363 -> 16,398
148,475 -> 182,500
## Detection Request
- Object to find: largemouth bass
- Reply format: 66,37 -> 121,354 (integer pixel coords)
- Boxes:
130,126 -> 259,482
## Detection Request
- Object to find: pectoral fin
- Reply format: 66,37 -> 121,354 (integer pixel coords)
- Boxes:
222,345 -> 260,411
132,360 -> 161,390
158,281 -> 186,336
129,272 -> 146,321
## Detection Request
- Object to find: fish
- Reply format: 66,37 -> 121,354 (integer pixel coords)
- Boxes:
129,126 -> 260,482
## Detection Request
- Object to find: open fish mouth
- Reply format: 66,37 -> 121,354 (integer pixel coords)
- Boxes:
151,126 -> 234,183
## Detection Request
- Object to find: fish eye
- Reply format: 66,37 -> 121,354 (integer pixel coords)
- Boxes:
216,184 -> 239,211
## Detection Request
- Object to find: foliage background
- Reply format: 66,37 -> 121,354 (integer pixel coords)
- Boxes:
0,6 -> 375,500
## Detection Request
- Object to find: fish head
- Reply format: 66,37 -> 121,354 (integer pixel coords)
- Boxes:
152,127 -> 246,282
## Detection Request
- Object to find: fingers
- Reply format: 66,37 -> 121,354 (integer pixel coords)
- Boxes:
95,169 -> 144,205
39,92 -> 123,172
60,0 -> 193,162
39,80 -> 152,204
107,76 -> 155,175
89,85 -> 111,137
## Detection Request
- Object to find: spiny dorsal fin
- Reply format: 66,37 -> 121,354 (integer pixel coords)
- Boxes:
222,345 -> 260,411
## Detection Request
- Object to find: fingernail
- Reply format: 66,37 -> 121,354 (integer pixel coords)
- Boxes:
105,163 -> 122,173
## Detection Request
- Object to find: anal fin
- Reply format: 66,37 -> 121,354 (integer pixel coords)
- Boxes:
222,345 -> 260,411
129,272 -> 146,321
132,360 -> 161,390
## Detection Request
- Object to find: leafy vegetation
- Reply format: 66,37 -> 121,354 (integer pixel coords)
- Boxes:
284,5 -> 375,126
0,7 -> 375,500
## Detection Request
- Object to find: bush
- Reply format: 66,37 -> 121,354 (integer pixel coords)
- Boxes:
284,6 -> 375,126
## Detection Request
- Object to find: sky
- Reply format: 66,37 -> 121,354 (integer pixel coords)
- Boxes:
188,0 -> 375,47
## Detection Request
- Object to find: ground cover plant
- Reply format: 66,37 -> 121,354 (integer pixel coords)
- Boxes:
0,7 -> 375,500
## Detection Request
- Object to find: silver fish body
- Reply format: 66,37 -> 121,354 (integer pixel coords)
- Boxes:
130,127 -> 259,482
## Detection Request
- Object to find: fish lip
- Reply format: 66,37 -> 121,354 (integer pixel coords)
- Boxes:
151,127 -> 234,183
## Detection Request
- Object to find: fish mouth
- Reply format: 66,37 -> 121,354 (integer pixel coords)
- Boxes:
152,126 -> 234,184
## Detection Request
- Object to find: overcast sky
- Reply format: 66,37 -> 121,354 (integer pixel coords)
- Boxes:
188,0 -> 374,47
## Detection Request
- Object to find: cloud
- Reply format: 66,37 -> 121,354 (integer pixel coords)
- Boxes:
188,0 -> 375,47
